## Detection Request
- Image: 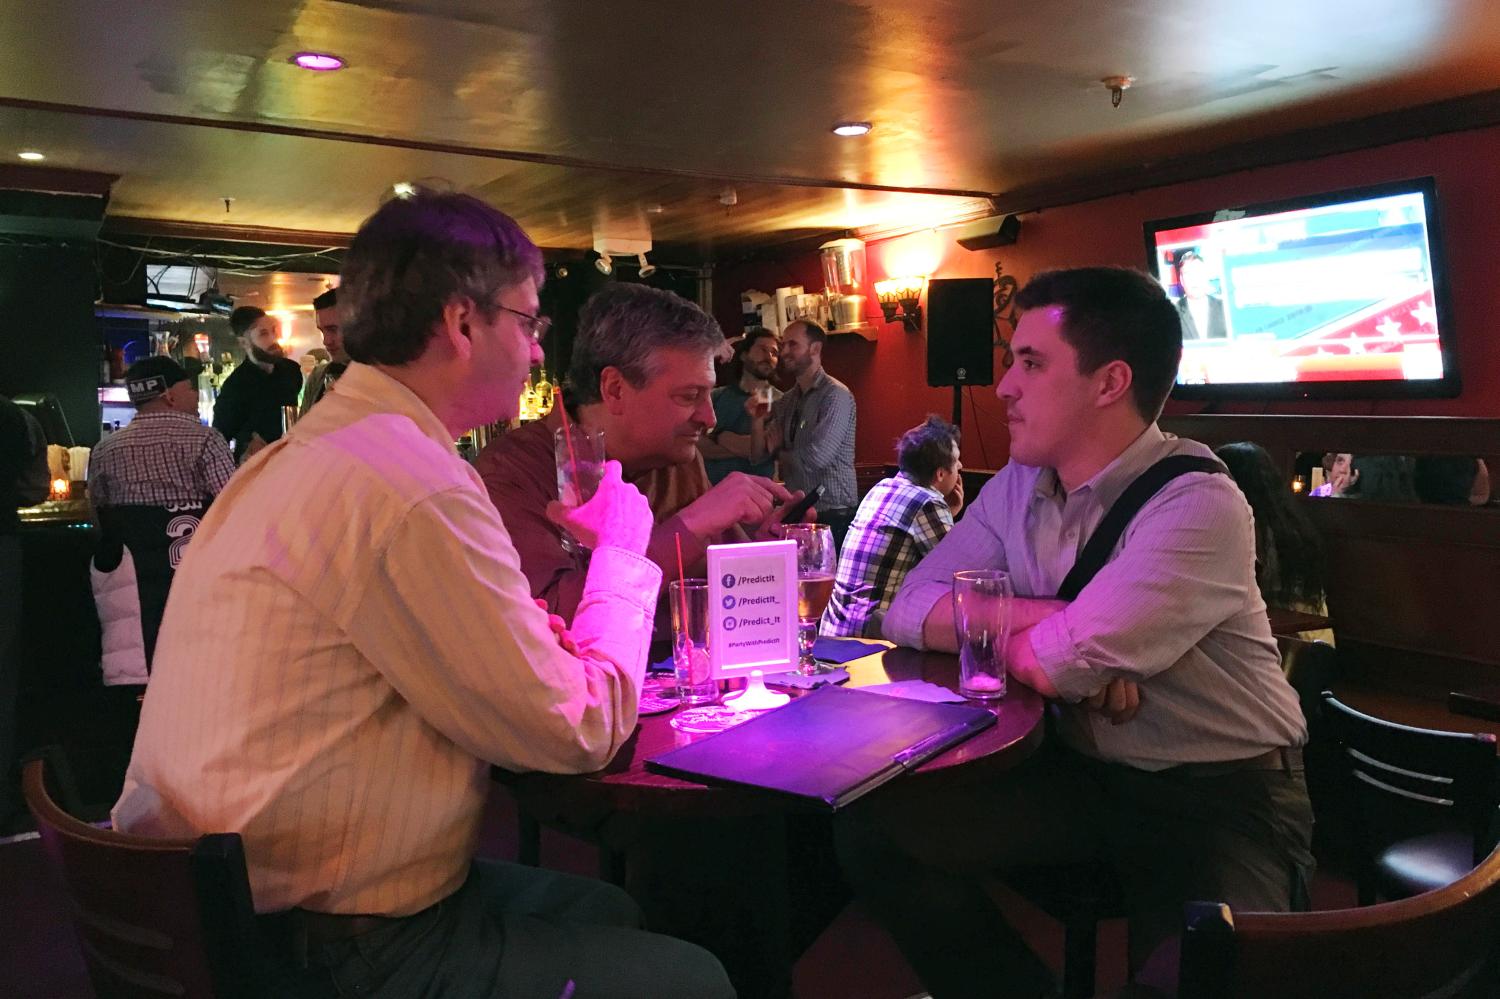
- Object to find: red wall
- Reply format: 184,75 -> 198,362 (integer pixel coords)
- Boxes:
713,124 -> 1500,470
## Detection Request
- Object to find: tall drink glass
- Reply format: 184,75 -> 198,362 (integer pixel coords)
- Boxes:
668,579 -> 717,705
952,569 -> 1011,700
554,426 -> 606,553
781,523 -> 837,675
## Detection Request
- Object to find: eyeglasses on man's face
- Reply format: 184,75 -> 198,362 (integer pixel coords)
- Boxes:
496,305 -> 552,344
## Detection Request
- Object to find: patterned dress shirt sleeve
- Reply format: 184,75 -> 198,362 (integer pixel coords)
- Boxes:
1028,473 -> 1263,700
353,482 -> 659,772
796,383 -> 856,475
198,430 -> 236,500
883,472 -> 1012,648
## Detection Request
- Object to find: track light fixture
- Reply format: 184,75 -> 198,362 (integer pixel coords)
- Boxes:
594,252 -> 614,275
637,253 -> 657,278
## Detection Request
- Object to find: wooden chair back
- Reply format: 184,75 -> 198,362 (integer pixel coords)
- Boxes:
22,754 -> 267,999
1176,841 -> 1500,998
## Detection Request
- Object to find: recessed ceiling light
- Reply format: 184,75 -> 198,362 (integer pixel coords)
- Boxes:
832,121 -> 872,137
17,150 -> 45,161
291,51 -> 345,71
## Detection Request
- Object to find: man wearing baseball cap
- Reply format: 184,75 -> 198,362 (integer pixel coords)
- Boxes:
89,356 -> 236,690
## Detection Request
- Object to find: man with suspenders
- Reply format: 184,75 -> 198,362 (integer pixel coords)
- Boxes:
840,267 -> 1313,999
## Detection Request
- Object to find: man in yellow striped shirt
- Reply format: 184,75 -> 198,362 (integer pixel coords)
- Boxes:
113,190 -> 732,998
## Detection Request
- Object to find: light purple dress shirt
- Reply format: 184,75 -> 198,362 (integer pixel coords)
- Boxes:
884,425 -> 1306,770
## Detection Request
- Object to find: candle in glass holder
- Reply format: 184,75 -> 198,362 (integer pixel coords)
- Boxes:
1291,476 -> 1305,494
49,478 -> 70,501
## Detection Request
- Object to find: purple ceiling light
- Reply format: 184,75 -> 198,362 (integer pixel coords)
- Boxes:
291,52 -> 345,71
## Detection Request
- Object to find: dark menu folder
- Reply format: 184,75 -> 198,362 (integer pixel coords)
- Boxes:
644,685 -> 998,810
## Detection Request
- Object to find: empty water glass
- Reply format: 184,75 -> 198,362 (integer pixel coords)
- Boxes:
953,569 -> 1011,700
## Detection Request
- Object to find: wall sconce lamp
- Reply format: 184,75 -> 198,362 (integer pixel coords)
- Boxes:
875,276 -> 926,332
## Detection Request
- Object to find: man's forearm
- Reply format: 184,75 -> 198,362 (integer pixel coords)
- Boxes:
920,593 -> 959,651
714,431 -> 755,459
750,419 -> 770,463
921,593 -> 1066,653
697,436 -> 737,460
1012,597 -> 1068,631
646,515 -> 711,578
1005,625 -> 1060,698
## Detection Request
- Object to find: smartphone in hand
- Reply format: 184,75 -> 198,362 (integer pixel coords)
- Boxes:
779,485 -> 822,524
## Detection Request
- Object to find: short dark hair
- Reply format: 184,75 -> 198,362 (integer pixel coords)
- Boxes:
787,319 -> 828,347
312,287 -> 338,311
567,284 -> 724,405
897,415 -> 961,485
1014,267 -> 1182,421
338,189 -> 544,366
742,327 -> 778,351
229,306 -> 267,337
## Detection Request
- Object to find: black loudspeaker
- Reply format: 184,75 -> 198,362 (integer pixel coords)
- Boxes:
956,214 -> 1021,251
926,278 -> 995,387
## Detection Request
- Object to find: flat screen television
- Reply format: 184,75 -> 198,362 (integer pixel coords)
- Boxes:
1144,177 -> 1459,400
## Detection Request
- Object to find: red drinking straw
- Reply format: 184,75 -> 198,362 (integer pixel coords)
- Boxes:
553,386 -> 580,498
674,532 -> 691,646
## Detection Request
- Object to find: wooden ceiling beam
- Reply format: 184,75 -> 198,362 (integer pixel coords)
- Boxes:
0,163 -> 117,198
0,96 -> 995,201
101,215 -> 352,247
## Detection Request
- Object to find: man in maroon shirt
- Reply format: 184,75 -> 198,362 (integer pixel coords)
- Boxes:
477,283 -> 811,627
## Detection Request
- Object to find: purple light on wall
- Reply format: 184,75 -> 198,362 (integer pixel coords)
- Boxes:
291,52 -> 345,71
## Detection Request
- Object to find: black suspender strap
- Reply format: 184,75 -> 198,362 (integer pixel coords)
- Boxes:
1054,455 -> 1226,601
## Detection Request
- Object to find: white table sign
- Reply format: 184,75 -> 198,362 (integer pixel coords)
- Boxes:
706,539 -> 799,678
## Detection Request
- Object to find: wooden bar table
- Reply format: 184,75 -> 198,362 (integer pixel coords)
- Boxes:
495,645 -> 1045,999
502,644 -> 1045,818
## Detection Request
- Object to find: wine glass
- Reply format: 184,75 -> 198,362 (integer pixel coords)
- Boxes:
780,523 -> 837,675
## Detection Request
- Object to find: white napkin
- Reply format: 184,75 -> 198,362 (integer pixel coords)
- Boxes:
67,446 -> 91,481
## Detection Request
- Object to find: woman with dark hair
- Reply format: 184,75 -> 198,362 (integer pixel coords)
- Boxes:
1215,442 -> 1326,617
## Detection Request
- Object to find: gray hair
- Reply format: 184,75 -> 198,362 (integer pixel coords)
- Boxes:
567,284 -> 724,404
339,188 -> 545,366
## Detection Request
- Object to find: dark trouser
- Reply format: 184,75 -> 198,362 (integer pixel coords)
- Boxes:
835,742 -> 1315,999
264,860 -> 735,998
818,507 -> 856,554
0,536 -> 19,824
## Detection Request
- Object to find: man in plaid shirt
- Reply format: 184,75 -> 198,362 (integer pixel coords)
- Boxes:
89,357 -> 235,509
820,416 -> 963,638
89,357 -> 236,689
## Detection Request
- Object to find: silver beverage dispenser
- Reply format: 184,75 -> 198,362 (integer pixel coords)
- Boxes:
819,238 -> 869,333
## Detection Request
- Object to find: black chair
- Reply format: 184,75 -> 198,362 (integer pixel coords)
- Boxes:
22,751 -> 270,998
1276,638 -> 1350,859
1320,691 -> 1499,903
